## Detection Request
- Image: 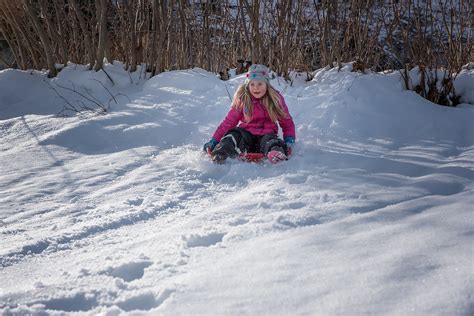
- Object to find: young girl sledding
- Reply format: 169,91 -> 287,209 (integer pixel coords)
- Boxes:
203,64 -> 296,164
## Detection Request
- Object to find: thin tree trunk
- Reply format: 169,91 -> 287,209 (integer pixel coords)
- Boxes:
123,0 -> 138,72
239,0 -> 253,62
70,0 -> 96,69
178,0 -> 188,69
39,0 -> 64,64
2,3 -> 41,69
94,0 -> 108,71
166,0 -> 176,70
149,0 -> 159,75
0,22 -> 23,69
52,0 -> 69,65
22,0 -> 57,77
69,8 -> 81,63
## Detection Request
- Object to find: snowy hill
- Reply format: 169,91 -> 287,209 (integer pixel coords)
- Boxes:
0,63 -> 473,315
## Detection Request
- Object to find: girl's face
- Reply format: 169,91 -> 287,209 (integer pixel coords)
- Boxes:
248,80 -> 267,99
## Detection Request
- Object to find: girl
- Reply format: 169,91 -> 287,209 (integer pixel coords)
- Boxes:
204,64 -> 296,164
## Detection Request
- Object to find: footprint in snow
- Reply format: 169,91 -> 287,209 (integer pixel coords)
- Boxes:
274,215 -> 322,229
38,291 -> 98,312
116,289 -> 174,312
182,232 -> 226,248
286,201 -> 306,209
102,260 -> 153,282
228,218 -> 249,226
125,197 -> 144,206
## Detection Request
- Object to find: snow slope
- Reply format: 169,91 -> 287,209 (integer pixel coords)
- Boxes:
0,63 -> 473,315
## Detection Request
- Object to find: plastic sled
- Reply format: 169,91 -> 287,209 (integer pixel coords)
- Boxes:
206,147 -> 291,163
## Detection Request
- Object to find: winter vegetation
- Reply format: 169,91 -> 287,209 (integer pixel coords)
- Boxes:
0,0 -> 472,105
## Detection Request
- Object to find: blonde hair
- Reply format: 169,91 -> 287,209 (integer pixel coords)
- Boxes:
232,82 -> 287,122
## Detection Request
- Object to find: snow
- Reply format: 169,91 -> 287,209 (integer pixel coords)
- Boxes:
0,62 -> 473,315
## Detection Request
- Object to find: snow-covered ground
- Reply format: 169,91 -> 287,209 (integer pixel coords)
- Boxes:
1,63 -> 473,315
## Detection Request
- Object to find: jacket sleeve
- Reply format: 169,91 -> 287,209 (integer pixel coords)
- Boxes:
277,94 -> 296,140
212,106 -> 243,141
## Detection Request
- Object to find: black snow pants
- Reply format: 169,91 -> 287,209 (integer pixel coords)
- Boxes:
211,127 -> 288,159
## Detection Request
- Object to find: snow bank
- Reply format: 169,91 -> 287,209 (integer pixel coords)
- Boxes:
0,62 -> 147,120
455,68 -> 474,105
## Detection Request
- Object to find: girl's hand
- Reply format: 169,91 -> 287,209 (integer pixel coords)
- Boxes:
284,136 -> 295,156
203,138 -> 218,153
284,136 -> 295,145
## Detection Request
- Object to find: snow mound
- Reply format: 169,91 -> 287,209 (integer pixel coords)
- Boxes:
143,67 -> 224,95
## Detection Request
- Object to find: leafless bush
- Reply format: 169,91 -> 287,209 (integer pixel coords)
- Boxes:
0,0 -> 471,105
47,79 -> 127,116
387,0 -> 472,106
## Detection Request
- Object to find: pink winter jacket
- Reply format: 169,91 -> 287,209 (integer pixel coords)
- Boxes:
212,93 -> 296,142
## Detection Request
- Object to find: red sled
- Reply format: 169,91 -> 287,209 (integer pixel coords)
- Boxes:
206,147 -> 291,163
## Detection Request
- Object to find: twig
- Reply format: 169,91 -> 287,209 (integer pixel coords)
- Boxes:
48,79 -> 107,115
224,84 -> 232,102
91,78 -> 117,104
45,79 -> 83,115
108,93 -> 131,108
0,54 -> 14,68
55,80 -> 107,111
101,68 -> 115,85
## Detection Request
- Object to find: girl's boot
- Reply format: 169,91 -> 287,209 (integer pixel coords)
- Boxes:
267,147 -> 287,164
211,141 -> 237,164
